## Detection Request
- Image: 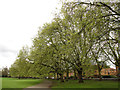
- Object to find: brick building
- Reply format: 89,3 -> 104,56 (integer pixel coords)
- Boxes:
94,68 -> 116,76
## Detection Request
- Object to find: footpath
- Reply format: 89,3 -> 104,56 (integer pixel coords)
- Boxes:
23,80 -> 53,90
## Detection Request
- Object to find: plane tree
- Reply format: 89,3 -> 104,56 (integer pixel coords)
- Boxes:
9,46 -> 31,78
58,1 -> 111,83
76,1 -> 120,79
28,19 -> 70,82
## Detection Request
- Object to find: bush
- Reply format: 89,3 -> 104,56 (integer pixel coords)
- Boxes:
68,76 -> 78,79
69,76 -> 74,79
102,75 -> 117,78
93,75 -> 99,78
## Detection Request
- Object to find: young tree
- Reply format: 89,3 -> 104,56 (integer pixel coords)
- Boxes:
10,46 -> 30,78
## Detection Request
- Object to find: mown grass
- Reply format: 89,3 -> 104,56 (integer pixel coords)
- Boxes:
51,79 -> 119,88
1,77 -> 43,88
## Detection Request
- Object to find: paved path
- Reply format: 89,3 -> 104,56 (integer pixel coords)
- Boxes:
23,80 -> 52,90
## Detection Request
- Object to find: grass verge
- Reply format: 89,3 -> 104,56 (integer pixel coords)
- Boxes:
51,79 -> 119,88
2,77 -> 43,88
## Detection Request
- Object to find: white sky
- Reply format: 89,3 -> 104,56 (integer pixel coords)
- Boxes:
0,0 -> 62,69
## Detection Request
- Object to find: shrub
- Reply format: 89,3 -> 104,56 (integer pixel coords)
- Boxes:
102,75 -> 117,78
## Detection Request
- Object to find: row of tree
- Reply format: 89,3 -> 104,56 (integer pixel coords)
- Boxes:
9,1 -> 120,83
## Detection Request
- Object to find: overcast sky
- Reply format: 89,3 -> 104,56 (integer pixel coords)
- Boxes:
0,0 -> 62,69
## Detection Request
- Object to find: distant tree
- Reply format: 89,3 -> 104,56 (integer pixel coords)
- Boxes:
9,46 -> 30,78
0,71 -> 2,77
2,67 -> 9,77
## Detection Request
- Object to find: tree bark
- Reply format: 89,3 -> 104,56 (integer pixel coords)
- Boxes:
18,77 -> 21,79
66,69 -> 69,81
98,69 -> 102,81
57,73 -> 59,80
118,65 -> 120,82
77,68 -> 84,83
74,69 -> 77,80
117,2 -> 120,82
54,73 -> 56,80
117,64 -> 120,82
59,73 -> 64,82
97,63 -> 102,81
118,28 -> 120,81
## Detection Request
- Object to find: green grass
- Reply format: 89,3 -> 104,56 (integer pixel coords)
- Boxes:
51,79 -> 119,88
1,77 -> 43,88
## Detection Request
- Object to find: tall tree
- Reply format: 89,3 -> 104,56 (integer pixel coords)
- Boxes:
76,1 -> 120,79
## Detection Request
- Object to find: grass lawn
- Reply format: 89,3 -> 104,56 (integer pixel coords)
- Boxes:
1,78 -> 43,88
51,79 -> 119,88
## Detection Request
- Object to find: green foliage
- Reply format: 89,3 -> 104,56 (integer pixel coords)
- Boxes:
9,46 -> 31,78
10,1 -> 119,82
2,67 -> 9,77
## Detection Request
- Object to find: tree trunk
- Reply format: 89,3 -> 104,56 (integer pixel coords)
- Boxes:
48,73 -> 50,79
77,68 -> 84,83
66,69 -> 69,81
118,28 -> 120,81
117,65 -> 120,82
57,73 -> 59,80
118,65 -> 120,82
117,28 -> 120,81
98,70 -> 102,81
18,77 -> 21,79
97,64 -> 102,81
59,73 -> 64,82
117,4 -> 120,82
74,69 -> 77,80
54,73 -> 56,80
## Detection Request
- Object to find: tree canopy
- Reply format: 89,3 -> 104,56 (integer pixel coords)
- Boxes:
9,1 -> 120,83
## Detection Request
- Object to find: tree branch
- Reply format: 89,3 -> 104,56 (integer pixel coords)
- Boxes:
100,2 -> 120,16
